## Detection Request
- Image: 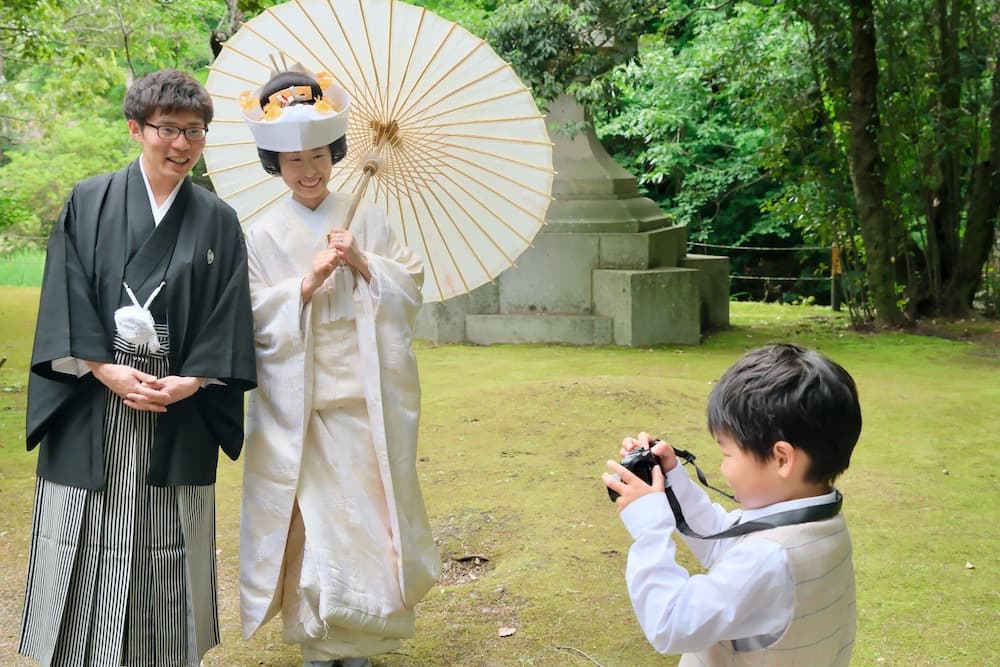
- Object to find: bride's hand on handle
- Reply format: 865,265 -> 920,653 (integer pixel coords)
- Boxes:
301,246 -> 342,303
327,228 -> 371,282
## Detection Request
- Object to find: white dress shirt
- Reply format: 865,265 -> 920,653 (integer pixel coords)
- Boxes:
619,463 -> 840,654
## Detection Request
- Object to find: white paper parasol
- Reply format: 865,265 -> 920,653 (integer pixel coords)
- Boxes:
203,0 -> 554,303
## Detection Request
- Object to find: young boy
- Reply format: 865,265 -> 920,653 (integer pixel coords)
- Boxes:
603,343 -> 861,666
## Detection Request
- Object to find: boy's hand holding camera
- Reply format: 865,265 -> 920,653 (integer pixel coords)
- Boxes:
603,432 -> 678,510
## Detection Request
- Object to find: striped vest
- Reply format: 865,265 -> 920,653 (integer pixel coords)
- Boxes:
680,513 -> 856,667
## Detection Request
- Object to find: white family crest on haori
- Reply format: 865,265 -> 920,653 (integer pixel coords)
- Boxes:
114,281 -> 165,351
203,0 -> 554,303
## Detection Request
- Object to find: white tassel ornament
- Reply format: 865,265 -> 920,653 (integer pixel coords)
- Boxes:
114,281 -> 165,352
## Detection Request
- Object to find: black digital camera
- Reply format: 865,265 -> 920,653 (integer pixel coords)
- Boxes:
607,447 -> 659,502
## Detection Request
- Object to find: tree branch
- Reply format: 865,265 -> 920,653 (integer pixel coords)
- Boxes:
109,0 -> 135,77
668,0 -> 781,26
0,112 -> 37,123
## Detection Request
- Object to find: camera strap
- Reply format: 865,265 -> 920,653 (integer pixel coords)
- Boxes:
668,447 -> 843,540
672,447 -> 736,501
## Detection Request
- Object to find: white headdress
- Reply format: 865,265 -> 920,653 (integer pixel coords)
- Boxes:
241,65 -> 351,152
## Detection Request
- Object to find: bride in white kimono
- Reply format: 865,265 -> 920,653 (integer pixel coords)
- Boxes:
239,69 -> 439,667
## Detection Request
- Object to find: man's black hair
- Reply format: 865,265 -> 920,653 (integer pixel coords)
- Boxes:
123,69 -> 213,126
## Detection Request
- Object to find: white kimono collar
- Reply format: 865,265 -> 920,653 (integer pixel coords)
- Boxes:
138,158 -> 184,226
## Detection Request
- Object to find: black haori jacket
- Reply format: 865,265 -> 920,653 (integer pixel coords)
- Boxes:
26,160 -> 257,489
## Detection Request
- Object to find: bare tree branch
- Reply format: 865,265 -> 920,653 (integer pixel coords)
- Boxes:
670,0 -> 740,25
0,112 -> 37,123
109,0 -> 135,77
668,0 -> 781,27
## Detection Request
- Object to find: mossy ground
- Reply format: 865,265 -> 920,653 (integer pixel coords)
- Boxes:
1,286 -> 996,666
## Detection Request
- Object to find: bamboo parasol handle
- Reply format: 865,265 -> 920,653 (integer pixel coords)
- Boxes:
341,157 -> 379,232
330,156 -> 379,279
341,121 -> 399,232
329,157 -> 377,280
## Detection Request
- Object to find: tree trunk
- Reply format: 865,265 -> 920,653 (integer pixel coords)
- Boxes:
847,0 -> 905,326
793,4 -> 851,125
924,0 -> 964,313
950,47 -> 1000,311
211,0 -> 242,58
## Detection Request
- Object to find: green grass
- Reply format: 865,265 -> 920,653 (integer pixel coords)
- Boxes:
0,248 -> 45,287
1,287 -> 997,666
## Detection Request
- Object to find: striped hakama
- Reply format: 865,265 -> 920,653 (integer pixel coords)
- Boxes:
19,326 -> 219,667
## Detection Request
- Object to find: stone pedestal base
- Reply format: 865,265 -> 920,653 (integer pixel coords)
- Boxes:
413,94 -> 728,346
414,228 -> 728,347
466,314 -> 614,345
593,267 -> 700,346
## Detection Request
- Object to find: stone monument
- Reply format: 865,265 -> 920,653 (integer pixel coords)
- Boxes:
415,95 -> 729,345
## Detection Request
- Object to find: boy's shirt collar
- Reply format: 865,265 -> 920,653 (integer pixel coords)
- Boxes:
737,489 -> 840,525
665,463 -> 840,524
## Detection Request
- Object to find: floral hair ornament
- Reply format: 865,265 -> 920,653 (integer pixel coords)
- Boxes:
241,61 -> 351,153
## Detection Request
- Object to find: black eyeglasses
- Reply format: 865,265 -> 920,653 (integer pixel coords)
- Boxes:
145,123 -> 208,142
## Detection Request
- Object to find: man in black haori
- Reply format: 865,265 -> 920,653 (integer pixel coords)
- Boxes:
19,69 -> 257,667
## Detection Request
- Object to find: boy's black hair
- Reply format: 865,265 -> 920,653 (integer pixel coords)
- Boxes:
255,70 -> 348,175
123,69 -> 213,126
706,343 -> 861,486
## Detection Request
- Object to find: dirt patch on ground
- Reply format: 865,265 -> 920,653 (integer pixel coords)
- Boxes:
844,313 -> 1000,353
437,555 -> 492,586
912,316 -> 1000,352
432,508 -> 508,586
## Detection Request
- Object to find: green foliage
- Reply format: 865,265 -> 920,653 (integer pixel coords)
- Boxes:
0,0 -> 65,63
1,1 -> 232,137
0,1 -> 231,238
407,0 -> 496,32
484,0 -> 664,105
484,0 -> 577,102
874,0 -> 996,264
0,192 -> 42,239
786,0 -> 999,319
0,115 -> 135,233
586,0 -> 996,320
979,248 -> 1000,317
2,0 -> 995,322
591,6 -> 807,246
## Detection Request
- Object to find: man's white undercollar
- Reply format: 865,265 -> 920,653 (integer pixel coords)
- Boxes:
138,157 -> 184,225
